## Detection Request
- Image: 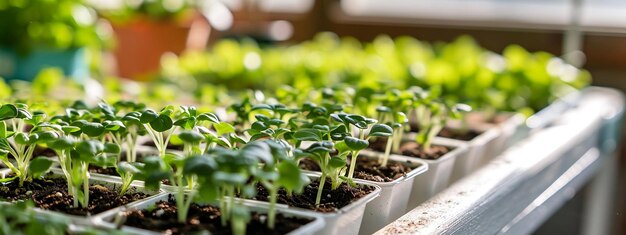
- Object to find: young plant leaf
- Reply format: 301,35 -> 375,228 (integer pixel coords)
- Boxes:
76,140 -> 104,157
198,112 -> 220,123
103,143 -> 121,154
49,137 -> 75,150
140,110 -> 158,123
36,131 -> 59,142
117,161 -> 141,175
0,121 -> 5,138
369,124 -> 393,137
241,141 -> 273,164
61,126 -> 81,135
29,157 -> 54,178
39,123 -> 63,132
276,161 -> 310,193
16,109 -> 32,119
183,156 -> 217,175
80,122 -> 105,137
149,114 -> 173,132
214,122 -> 235,136
178,131 -> 205,144
122,112 -> 142,124
104,120 -> 126,131
329,156 -> 347,168
344,136 -> 368,151
0,104 -> 18,120
14,133 -> 30,145
27,113 -> 46,125
0,149 -> 8,158
92,155 -> 118,168
394,112 -> 408,124
293,129 -> 322,142
174,117 -> 196,130
214,172 -> 248,184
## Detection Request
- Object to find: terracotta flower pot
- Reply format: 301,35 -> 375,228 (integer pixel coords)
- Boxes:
111,12 -> 209,81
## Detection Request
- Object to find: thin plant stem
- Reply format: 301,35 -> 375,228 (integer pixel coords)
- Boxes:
315,174 -> 327,206
381,134 -> 394,167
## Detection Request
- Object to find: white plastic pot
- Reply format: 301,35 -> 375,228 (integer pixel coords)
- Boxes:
403,139 -> 468,211
248,173 -> 381,235
479,113 -> 527,166
403,133 -> 488,186
354,151 -> 428,235
93,193 -> 326,235
448,128 -> 500,183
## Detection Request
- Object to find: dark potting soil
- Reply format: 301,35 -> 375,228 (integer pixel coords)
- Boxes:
298,158 -> 321,171
142,140 -> 184,151
88,166 -> 119,176
32,146 -> 58,158
437,128 -> 481,141
369,138 -> 451,160
250,179 -> 375,213
409,125 -> 481,141
0,176 -> 148,216
398,142 -> 450,160
122,195 -> 312,235
351,157 -> 414,182
298,158 -> 414,182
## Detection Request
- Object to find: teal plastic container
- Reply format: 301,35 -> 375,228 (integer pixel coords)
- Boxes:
0,47 -> 88,83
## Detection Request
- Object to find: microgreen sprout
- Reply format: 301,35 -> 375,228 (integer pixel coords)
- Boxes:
0,104 -> 56,186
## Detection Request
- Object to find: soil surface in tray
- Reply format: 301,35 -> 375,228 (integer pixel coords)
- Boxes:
0,176 -> 149,216
88,166 -> 119,176
250,179 -> 375,213
437,128 -> 481,141
369,138 -> 451,160
409,126 -> 481,141
122,195 -> 312,235
299,157 -> 414,182
33,146 -> 57,158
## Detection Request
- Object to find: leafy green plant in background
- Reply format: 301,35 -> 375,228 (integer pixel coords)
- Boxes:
162,33 -> 590,116
0,79 -> 12,100
98,0 -> 195,23
0,0 -> 105,54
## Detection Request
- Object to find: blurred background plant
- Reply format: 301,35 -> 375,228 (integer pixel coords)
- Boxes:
0,0 -> 110,82
0,0 -> 105,54
91,0 -> 212,80
160,33 -> 590,115
96,0 -> 195,23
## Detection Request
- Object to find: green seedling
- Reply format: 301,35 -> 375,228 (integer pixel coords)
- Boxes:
0,104 -> 56,186
248,140 -> 309,229
140,107 -> 175,157
331,113 -> 392,179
